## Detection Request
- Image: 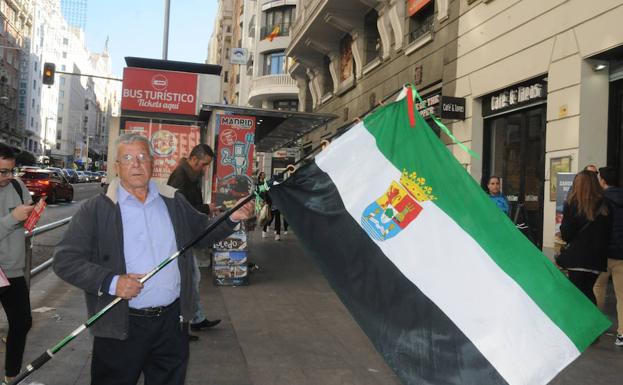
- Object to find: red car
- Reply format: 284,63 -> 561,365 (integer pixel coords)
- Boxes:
20,169 -> 74,203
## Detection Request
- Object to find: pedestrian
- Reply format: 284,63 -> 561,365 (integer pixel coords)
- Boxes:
486,176 -> 509,215
593,166 -> 623,346
585,164 -> 599,173
167,144 -> 221,335
559,170 -> 612,304
53,134 -> 254,385
0,143 -> 34,385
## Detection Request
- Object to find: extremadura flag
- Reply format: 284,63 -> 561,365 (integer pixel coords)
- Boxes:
268,91 -> 610,385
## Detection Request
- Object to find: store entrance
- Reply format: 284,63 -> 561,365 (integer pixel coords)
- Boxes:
608,79 -> 623,182
483,105 -> 547,248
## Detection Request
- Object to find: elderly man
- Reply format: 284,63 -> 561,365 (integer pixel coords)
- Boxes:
167,144 -> 220,334
53,134 -> 254,385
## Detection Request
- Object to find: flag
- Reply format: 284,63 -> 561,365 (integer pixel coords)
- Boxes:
268,90 -> 610,385
266,25 -> 280,42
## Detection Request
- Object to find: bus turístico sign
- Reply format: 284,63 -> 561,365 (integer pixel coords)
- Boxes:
121,67 -> 198,115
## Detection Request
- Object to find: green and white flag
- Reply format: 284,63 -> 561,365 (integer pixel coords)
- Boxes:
269,89 -> 610,385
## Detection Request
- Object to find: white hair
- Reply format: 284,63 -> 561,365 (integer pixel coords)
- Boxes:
115,133 -> 153,157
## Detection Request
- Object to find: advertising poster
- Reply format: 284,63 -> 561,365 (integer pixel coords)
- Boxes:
212,114 -> 256,208
124,121 -> 200,180
554,172 -> 575,239
121,67 -> 198,115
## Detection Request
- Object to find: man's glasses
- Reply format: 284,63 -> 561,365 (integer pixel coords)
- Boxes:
117,153 -> 152,165
0,168 -> 16,177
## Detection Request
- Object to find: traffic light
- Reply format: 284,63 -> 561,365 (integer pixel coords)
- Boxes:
42,62 -> 56,85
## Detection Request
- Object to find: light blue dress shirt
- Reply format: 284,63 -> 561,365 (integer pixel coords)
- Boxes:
109,180 -> 180,309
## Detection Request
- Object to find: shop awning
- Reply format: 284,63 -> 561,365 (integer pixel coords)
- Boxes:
199,104 -> 337,152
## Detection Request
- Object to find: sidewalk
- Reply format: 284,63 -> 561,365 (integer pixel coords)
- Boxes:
1,229 -> 621,385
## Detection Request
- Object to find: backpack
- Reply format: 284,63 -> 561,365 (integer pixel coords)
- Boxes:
9,179 -> 24,204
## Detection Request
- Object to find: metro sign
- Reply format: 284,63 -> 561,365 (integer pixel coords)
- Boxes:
121,67 -> 198,115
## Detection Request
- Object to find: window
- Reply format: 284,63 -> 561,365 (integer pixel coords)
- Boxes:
262,6 -> 295,39
408,0 -> 434,43
56,129 -> 62,140
224,71 -> 229,82
264,51 -> 286,75
62,51 -> 67,58
364,10 -> 381,65
60,77 -> 65,86
61,65 -> 66,71
59,90 -> 64,98
273,100 -> 298,111
63,37 -> 69,45
58,117 -> 63,123
56,143 -> 61,150
59,103 -> 64,111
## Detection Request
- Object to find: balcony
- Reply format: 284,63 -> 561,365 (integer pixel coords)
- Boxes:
248,74 -> 298,107
260,23 -> 293,40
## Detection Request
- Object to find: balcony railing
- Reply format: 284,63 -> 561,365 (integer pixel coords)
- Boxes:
290,0 -> 323,39
260,23 -> 293,40
251,74 -> 296,90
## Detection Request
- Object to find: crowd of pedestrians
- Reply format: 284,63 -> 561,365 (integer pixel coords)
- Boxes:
488,165 -> 623,347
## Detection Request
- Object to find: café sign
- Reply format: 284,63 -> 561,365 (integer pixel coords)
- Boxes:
483,77 -> 547,117
416,92 -> 466,120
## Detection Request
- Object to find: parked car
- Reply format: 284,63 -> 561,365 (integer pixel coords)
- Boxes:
20,169 -> 74,203
76,171 -> 88,183
63,168 -> 79,183
87,171 -> 101,182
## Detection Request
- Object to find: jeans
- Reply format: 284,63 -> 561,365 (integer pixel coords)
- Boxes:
191,255 -> 206,324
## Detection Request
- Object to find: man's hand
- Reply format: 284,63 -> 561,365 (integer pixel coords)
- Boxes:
11,204 -> 34,222
229,198 -> 255,222
115,273 -> 145,300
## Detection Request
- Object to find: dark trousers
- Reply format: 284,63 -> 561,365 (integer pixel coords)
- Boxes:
91,302 -> 189,385
0,276 -> 32,377
568,270 -> 599,304
263,210 -> 288,234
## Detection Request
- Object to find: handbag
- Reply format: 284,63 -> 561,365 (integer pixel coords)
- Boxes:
555,219 -> 594,268
258,203 -> 272,227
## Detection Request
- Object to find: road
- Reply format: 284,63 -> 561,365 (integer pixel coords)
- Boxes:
30,182 -> 104,268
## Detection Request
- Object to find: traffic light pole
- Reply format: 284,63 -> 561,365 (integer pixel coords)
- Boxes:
55,70 -> 122,82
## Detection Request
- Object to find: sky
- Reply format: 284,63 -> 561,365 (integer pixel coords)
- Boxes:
84,0 -> 218,77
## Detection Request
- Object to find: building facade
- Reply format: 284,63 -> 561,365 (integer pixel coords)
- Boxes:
287,0 -> 623,254
0,0 -> 33,149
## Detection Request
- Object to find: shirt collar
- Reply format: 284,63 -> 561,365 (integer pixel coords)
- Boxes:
118,180 -> 160,205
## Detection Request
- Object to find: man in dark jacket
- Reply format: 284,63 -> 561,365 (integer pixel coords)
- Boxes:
53,134 -> 254,385
595,166 -> 623,346
167,144 -> 220,332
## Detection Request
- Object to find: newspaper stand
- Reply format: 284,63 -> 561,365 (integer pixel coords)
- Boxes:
212,227 -> 249,286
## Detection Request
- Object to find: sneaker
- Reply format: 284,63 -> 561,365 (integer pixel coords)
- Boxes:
283,231 -> 288,235
275,234 -> 281,241
262,231 -> 268,238
616,334 -> 623,346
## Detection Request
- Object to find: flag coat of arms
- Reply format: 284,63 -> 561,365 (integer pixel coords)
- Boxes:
268,92 -> 610,385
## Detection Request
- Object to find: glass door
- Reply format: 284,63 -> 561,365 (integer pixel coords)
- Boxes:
484,105 -> 546,248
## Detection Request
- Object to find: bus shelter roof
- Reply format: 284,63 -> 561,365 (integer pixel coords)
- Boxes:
200,104 -> 337,152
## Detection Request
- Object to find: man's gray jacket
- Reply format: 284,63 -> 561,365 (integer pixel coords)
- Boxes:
53,179 -> 235,340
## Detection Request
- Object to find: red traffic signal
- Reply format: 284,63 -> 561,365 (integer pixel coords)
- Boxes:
42,62 -> 56,85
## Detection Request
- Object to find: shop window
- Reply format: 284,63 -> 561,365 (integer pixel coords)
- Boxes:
273,100 -> 298,111
339,35 -> 354,82
262,6 -> 295,39
364,10 -> 381,65
408,0 -> 434,43
264,51 -> 286,75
